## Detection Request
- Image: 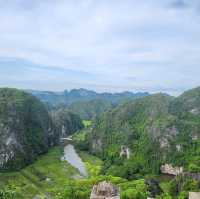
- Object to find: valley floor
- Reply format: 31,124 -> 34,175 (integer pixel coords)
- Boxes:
1,145 -> 199,199
0,147 -> 91,198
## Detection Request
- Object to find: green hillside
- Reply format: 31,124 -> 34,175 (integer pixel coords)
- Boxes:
68,99 -> 113,120
52,108 -> 84,137
1,87 -> 200,199
0,88 -> 58,171
85,89 -> 200,178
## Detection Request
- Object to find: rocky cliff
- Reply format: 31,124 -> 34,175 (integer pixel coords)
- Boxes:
0,88 -> 58,170
52,108 -> 84,138
87,87 -> 200,177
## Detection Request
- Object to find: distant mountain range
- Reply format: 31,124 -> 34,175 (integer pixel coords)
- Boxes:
27,88 -> 149,107
1,86 -> 200,198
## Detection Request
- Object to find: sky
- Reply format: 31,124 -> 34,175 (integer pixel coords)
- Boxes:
0,0 -> 200,95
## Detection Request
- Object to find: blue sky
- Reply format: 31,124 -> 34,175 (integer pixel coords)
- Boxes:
0,0 -> 200,95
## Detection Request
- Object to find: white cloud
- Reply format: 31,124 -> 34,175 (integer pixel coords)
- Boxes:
0,0 -> 200,94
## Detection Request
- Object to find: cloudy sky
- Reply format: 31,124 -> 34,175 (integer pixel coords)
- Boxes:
0,0 -> 200,95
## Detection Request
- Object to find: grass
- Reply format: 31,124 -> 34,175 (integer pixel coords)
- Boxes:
73,130 -> 87,142
0,145 -> 151,199
0,147 -> 79,199
0,146 -> 104,199
79,151 -> 103,177
82,120 -> 92,128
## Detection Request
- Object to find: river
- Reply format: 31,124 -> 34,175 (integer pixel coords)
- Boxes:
62,144 -> 88,177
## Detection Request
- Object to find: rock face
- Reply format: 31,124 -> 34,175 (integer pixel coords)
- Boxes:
161,164 -> 183,176
87,87 -> 200,179
53,109 -> 83,138
0,88 -> 58,170
120,146 -> 130,159
89,94 -> 174,157
90,181 -> 120,199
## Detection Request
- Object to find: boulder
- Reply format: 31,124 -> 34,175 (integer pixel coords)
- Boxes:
90,181 -> 120,199
189,192 -> 200,199
120,146 -> 130,159
161,164 -> 183,176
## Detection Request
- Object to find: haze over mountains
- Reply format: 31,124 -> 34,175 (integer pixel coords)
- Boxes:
28,88 -> 149,106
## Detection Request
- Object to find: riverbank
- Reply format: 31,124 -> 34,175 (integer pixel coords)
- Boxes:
62,144 -> 88,177
0,146 -> 102,199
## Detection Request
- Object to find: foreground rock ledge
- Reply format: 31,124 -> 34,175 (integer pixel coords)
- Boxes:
189,192 -> 200,199
90,181 -> 120,199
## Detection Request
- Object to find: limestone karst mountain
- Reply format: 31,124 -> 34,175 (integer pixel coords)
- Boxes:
86,88 -> 200,178
52,108 -> 84,137
0,87 -> 200,198
68,99 -> 113,120
28,88 -> 149,108
0,88 -> 58,170
0,88 -> 84,171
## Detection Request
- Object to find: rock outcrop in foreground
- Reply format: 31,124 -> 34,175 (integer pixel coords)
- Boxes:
90,181 -> 120,199
189,192 -> 200,199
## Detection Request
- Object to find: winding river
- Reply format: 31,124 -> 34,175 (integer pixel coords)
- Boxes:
62,144 -> 88,177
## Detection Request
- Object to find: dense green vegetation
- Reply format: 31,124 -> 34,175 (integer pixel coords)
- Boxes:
1,87 -> 200,198
85,94 -> 173,176
68,99 -> 113,120
0,147 -> 78,198
0,88 -> 86,171
53,177 -> 149,199
52,108 -> 84,137
85,89 -> 200,178
82,120 -> 92,128
70,88 -> 200,198
0,147 -> 149,199
0,88 -> 58,171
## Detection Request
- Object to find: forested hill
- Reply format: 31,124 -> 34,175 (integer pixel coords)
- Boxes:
0,88 -> 83,171
27,88 -> 149,107
85,87 -> 200,179
0,88 -> 58,170
68,99 -> 113,120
